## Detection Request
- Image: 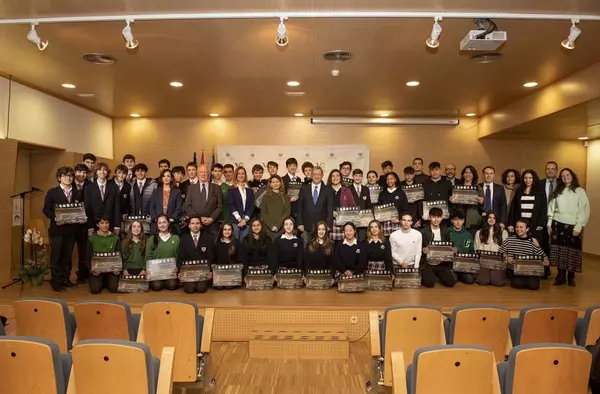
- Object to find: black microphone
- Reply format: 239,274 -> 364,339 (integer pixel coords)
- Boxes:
31,187 -> 44,192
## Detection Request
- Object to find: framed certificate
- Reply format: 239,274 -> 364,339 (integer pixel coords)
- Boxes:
393,267 -> 421,289
422,201 -> 450,220
337,274 -> 367,293
513,255 -> 545,276
478,251 -> 505,271
305,269 -> 333,290
212,264 -> 244,287
253,184 -> 268,208
401,184 -> 425,203
373,203 -> 399,223
246,269 -> 274,290
55,202 -> 88,225
366,270 -> 393,291
286,181 -> 303,198
277,268 -> 304,289
368,185 -> 382,204
335,206 -> 361,227
146,257 -> 178,281
452,253 -> 480,273
427,241 -> 454,265
91,252 -> 122,273
452,185 -> 480,205
179,260 -> 211,283
117,274 -> 149,293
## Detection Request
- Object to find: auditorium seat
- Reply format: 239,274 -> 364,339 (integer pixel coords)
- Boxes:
0,336 -> 71,394
68,339 -> 174,394
498,344 -> 591,394
73,300 -> 140,343
137,301 -> 214,383
509,306 -> 577,346
13,298 -> 76,352
446,305 -> 512,361
370,306 -> 446,387
575,305 -> 600,346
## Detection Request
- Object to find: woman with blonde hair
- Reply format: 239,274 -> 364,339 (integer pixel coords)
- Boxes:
228,166 -> 255,241
360,220 -> 393,272
260,175 -> 291,240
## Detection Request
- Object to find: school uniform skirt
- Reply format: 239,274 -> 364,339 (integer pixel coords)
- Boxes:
549,220 -> 583,272
331,225 -> 344,241
382,221 -> 400,237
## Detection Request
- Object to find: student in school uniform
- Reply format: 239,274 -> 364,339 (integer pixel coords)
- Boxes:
178,216 -> 213,293
423,161 -> 453,204
86,217 -> 121,294
130,163 -> 157,219
82,153 -> 97,180
260,175 -> 291,240
339,161 -> 353,186
172,166 -> 186,190
474,211 -> 508,286
248,164 -> 268,220
328,169 -> 357,242
223,164 -> 235,187
377,161 -> 394,188
121,220 -> 147,277
449,210 -> 476,284
377,172 -> 408,236
508,169 -> 546,246
122,154 -> 136,184
450,165 -> 484,233
271,218 -> 303,279
301,161 -> 314,185
420,207 -> 456,288
304,221 -> 335,276
110,164 -> 132,221
243,219 -> 273,271
389,213 -> 422,270
146,214 -> 180,291
179,161 -> 199,202
350,168 -> 371,242
335,222 -> 367,276
267,161 -> 279,177
212,163 -> 233,225
282,158 -> 301,219
149,169 -> 182,234
84,162 -> 121,234
43,166 -> 77,292
360,220 -> 393,272
213,223 -> 247,289
412,157 -> 430,185
155,159 -> 171,182
73,163 -> 91,284
399,166 -> 423,229
228,166 -> 255,241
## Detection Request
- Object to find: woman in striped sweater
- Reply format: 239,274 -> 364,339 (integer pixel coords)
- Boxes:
509,170 -> 547,245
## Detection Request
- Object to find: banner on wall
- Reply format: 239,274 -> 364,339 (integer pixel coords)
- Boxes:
216,145 -> 370,178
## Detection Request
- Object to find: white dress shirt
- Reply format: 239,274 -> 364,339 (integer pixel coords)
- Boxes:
233,186 -> 248,221
389,228 -> 423,268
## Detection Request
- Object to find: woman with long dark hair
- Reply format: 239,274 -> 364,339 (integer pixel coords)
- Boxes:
334,222 -> 366,276
328,169 -> 357,242
213,222 -> 247,289
121,220 -> 147,277
228,166 -> 255,241
509,169 -> 546,244
474,211 -> 508,286
271,217 -> 303,275
305,221 -> 335,274
243,219 -> 272,270
377,171 -> 409,236
149,169 -> 182,234
501,168 -> 520,211
259,175 -> 291,240
451,165 -> 484,232
548,168 -> 590,286
145,214 -> 180,291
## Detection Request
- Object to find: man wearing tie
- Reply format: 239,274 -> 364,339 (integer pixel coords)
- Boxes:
282,157 -> 300,219
539,161 -> 558,278
84,163 -> 121,234
480,166 -> 507,227
122,154 -> 136,184
72,164 -> 92,284
177,216 -> 214,293
349,169 -> 371,241
130,163 -> 156,220
296,166 -> 334,246
184,164 -> 222,236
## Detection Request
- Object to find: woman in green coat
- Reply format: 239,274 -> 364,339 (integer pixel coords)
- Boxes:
259,175 -> 291,240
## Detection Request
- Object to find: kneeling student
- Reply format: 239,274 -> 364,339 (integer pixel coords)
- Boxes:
449,210 -> 476,284
271,218 -> 303,280
420,208 -> 456,288
335,222 -> 367,277
178,216 -> 213,293
213,223 -> 247,289
121,219 -> 147,277
146,214 -> 180,291
389,213 -> 422,269
87,217 -> 121,294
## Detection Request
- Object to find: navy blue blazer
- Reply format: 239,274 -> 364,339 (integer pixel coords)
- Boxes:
479,182 -> 508,225
149,185 -> 182,223
228,186 -> 255,221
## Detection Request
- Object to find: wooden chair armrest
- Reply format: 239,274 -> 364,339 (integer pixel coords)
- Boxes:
505,328 -> 513,358
391,351 -> 407,394
491,353 -> 502,394
200,308 -> 215,354
72,328 -> 79,347
157,347 -> 175,394
369,310 -> 381,357
136,315 -> 145,343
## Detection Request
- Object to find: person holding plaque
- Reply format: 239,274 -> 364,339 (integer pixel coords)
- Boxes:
149,169 -> 182,235
86,217 -> 121,294
449,166 -> 484,233
84,162 -> 121,234
377,172 -> 408,236
305,221 -> 335,275
260,175 -> 291,240
73,163 -> 92,285
499,219 -> 548,290
474,212 -> 508,286
271,218 -> 303,276
121,220 -> 147,277
366,170 -> 379,187
178,216 -> 213,293
420,208 -> 456,288
248,164 -> 267,220
297,166 -> 334,246
400,167 -> 423,229
243,219 -> 273,271
145,214 -> 180,291
389,213 -> 422,269
449,210 -> 476,284
360,220 -> 393,272
228,166 -> 255,241
213,223 -> 247,289
328,169 -> 357,242
509,170 -> 547,246
335,222 -> 366,277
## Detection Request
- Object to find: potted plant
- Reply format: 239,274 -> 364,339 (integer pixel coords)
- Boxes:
22,228 -> 49,286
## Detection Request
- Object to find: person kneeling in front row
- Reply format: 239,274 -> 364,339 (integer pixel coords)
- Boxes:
420,208 -> 456,288
87,217 -> 120,294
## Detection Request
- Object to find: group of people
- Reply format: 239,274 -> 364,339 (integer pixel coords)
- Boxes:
42,152 -> 590,293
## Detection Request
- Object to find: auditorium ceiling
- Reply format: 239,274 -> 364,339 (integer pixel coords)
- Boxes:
1,0 -> 600,119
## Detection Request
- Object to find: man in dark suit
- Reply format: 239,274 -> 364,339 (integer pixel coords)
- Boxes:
111,164 -> 131,219
84,162 -> 121,233
480,166 -> 508,227
71,164 -> 92,284
43,166 -> 77,292
349,168 -> 371,242
296,166 -> 334,246
539,160 -> 558,279
282,157 -> 300,219
179,161 -> 199,202
122,153 -> 136,184
183,164 -> 222,234
130,163 -> 156,217
178,216 -> 214,292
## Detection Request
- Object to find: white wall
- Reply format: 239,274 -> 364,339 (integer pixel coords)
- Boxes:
585,140 -> 600,256
0,77 -> 113,158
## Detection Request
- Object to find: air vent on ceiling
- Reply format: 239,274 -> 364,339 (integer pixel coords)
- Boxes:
323,50 -> 353,62
469,52 -> 501,64
82,53 -> 115,65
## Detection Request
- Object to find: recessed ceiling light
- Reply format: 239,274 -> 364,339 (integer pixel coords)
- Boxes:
130,113 -> 140,118
287,81 -> 300,87
406,81 -> 420,87
578,136 -> 589,140
523,82 -> 538,88
62,83 -> 76,89
294,113 -> 304,117
380,113 -> 390,117
465,113 -> 477,117
169,81 -> 183,88
209,113 -> 219,117
76,93 -> 96,98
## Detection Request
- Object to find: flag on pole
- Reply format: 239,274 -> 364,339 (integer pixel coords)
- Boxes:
193,152 -> 197,164
200,148 -> 205,165
209,149 -> 216,182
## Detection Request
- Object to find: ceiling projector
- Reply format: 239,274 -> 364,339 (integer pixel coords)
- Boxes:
460,29 -> 507,51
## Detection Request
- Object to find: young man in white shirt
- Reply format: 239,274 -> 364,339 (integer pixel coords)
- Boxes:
389,213 -> 422,268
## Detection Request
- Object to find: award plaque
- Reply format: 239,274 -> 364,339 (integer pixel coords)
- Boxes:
393,267 -> 421,289
478,251 -> 506,271
54,202 -> 88,225
146,257 -> 178,281
117,274 -> 149,293
358,209 -> 375,228
401,184 -> 425,203
422,200 -> 450,220
373,203 -> 399,223
277,268 -> 304,289
286,181 -> 303,199
452,185 -> 480,205
513,255 -> 545,276
368,185 -> 382,204
366,270 -> 393,291
337,274 -> 367,293
305,269 -> 333,290
427,241 -> 454,265
246,269 -> 274,290
179,260 -> 211,283
212,264 -> 244,287
122,215 -> 151,234
253,184 -> 268,208
91,252 -> 122,273
452,253 -> 480,274
335,206 -> 361,227
342,177 -> 354,187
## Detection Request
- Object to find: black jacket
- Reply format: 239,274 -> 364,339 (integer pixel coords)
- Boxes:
109,179 -> 131,218
420,225 -> 451,264
479,183 -> 508,225
84,180 -> 121,229
296,182 -> 334,232
43,186 -> 76,237
177,231 -> 214,267
349,184 -> 372,210
508,187 -> 547,229
424,178 -> 453,203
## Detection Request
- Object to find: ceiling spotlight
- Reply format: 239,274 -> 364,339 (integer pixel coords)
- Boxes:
294,113 -> 304,117
425,17 -> 443,48
406,81 -> 420,87
61,83 -> 76,89
523,82 -> 538,88
287,81 -> 300,87
561,19 -> 581,50
465,113 -> 477,117
578,136 -> 589,140
209,113 -> 219,117
27,23 -> 48,51
130,113 -> 141,118
122,20 -> 138,50
169,81 -> 183,88
276,17 -> 288,47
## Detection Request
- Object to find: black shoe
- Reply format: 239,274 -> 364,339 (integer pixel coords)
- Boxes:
51,285 -> 66,292
553,269 -> 566,286
63,280 -> 76,288
76,278 -> 87,285
567,272 -> 576,287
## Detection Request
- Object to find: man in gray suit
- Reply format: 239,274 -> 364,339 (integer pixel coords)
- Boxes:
184,164 -> 222,234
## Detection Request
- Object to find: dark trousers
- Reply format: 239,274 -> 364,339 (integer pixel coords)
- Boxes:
476,268 -> 506,286
182,280 -> 209,294
456,272 -> 475,284
89,272 -> 119,294
73,226 -> 89,280
421,262 -> 456,288
507,269 -> 540,290
149,279 -> 179,291
50,234 -> 75,288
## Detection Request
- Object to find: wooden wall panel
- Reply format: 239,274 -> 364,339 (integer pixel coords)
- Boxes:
0,139 -> 19,281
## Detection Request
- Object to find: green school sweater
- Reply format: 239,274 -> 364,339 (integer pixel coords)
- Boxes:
145,235 -> 180,260
449,227 -> 474,253
121,241 -> 145,270
89,232 -> 119,253
220,183 -> 231,223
